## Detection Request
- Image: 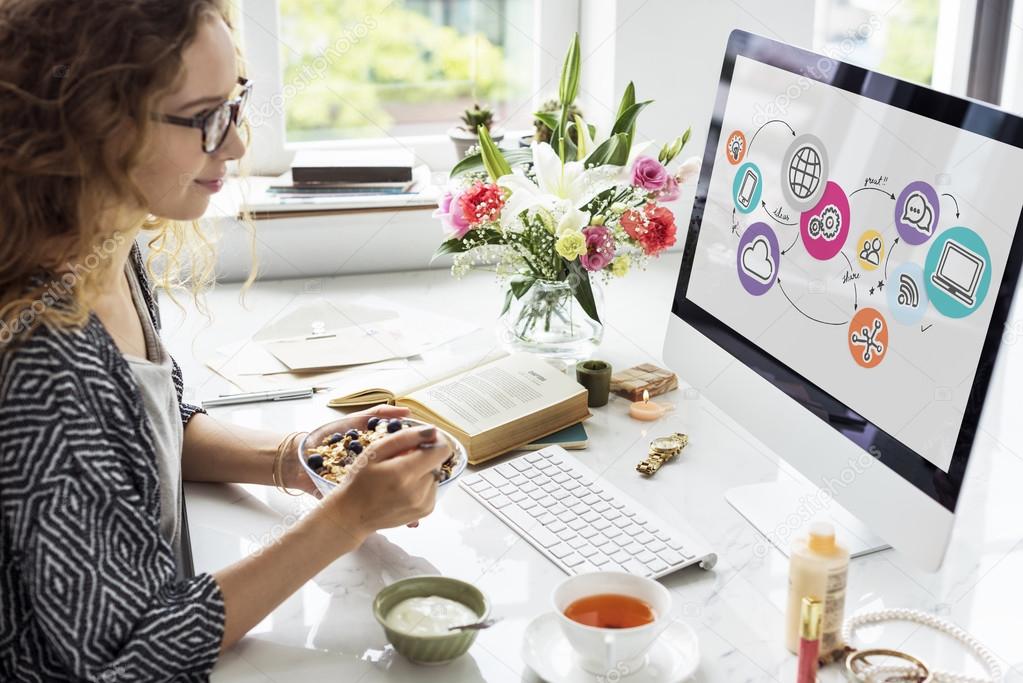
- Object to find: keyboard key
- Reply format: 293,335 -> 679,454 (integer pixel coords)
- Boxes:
525,452 -> 544,464
563,553 -> 585,568
552,472 -> 571,484
637,550 -> 657,564
557,510 -> 575,523
521,482 -> 539,494
581,511 -> 600,524
570,502 -> 588,515
548,504 -> 569,517
536,512 -> 557,526
611,550 -> 631,564
568,518 -> 588,531
647,558 -> 669,574
564,480 -> 581,491
647,541 -> 666,553
579,527 -> 598,540
591,554 -> 610,567
511,459 -> 532,472
659,549 -> 684,564
520,499 -> 539,511
621,559 -> 651,577
480,470 -> 505,486
568,537 -> 587,550
509,491 -> 527,503
579,545 -> 599,558
479,488 -> 503,501
613,517 -> 631,529
528,488 -> 546,501
489,495 -> 512,509
541,482 -> 560,494
538,496 -> 557,508
625,542 -> 644,555
636,532 -> 655,545
568,471 -> 584,480
496,463 -> 518,478
604,509 -> 621,520
547,521 -> 567,534
590,533 -> 609,547
603,527 -> 622,539
557,528 -> 577,542
510,475 -> 528,486
549,543 -> 574,559
593,501 -> 611,513
502,506 -> 559,548
498,484 -> 517,495
467,478 -> 490,491
624,525 -> 644,537
581,493 -> 600,505
592,519 -> 611,531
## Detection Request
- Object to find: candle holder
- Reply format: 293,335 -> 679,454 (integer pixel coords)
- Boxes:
575,359 -> 612,408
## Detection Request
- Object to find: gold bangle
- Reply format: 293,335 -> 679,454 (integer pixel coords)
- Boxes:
272,431 -> 306,496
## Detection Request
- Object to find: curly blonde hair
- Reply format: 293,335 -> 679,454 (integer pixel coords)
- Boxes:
0,0 -> 252,343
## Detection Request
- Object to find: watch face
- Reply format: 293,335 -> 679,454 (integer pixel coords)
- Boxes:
651,436 -> 682,452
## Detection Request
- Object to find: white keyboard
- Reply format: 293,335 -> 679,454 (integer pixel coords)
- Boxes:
460,446 -> 717,579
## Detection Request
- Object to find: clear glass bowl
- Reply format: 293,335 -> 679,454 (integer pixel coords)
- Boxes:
297,417 -> 468,499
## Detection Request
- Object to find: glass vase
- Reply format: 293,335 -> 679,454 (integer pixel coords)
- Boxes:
498,276 -> 604,360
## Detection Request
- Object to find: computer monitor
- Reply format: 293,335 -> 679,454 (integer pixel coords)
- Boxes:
665,30 -> 1023,571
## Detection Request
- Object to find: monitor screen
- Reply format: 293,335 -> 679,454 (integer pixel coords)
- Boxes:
673,32 -> 1023,511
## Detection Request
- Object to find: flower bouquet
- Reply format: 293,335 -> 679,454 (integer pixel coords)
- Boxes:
433,34 -> 700,358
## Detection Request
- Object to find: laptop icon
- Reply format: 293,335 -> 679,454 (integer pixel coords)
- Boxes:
930,239 -> 986,308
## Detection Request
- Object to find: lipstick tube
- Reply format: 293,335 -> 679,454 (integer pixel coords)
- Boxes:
796,597 -> 822,683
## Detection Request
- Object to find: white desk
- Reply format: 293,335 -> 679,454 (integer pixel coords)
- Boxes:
160,255 -> 1023,682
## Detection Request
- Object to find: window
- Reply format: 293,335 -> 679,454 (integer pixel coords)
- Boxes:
813,0 -> 943,86
277,0 -> 537,141
239,0 -> 576,174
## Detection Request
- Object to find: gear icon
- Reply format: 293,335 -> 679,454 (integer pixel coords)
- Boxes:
807,203 -> 841,241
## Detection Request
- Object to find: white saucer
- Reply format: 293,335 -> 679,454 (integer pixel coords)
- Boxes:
521,613 -> 699,683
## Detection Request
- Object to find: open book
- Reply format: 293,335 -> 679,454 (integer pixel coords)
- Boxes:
328,354 -> 590,464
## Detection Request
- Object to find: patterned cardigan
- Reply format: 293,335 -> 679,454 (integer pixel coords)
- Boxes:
0,244 -> 224,681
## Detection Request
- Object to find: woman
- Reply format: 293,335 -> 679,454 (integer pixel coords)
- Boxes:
0,2 -> 452,680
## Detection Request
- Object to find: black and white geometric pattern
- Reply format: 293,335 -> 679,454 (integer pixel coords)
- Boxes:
1,244 -> 224,681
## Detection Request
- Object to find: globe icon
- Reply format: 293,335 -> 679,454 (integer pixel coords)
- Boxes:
788,145 -> 822,200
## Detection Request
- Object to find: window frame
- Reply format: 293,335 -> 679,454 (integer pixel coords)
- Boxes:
236,0 -> 579,175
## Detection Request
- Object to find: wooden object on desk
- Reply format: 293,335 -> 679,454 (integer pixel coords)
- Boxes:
610,363 -> 678,401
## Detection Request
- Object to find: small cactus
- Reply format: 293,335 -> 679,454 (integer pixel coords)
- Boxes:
460,103 -> 495,133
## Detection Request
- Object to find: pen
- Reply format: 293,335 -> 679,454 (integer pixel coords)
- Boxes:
202,387 -> 326,408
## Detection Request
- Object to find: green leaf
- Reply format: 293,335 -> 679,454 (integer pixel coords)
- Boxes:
611,100 -> 652,147
558,33 -> 581,107
568,261 -> 600,323
450,147 -> 532,177
532,111 -> 559,131
431,238 -> 470,262
510,276 -> 536,299
585,132 -> 630,168
500,287 -> 515,316
616,81 -> 636,123
477,125 -> 512,180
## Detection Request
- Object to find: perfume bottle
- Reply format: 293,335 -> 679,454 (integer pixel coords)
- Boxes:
784,521 -> 850,655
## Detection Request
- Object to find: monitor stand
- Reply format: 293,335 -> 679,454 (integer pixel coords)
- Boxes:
725,469 -> 891,559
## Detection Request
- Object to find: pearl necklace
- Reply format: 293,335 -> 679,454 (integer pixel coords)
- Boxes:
842,609 -> 1002,683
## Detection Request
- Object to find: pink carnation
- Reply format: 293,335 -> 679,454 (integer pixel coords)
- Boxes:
579,225 -> 616,272
631,155 -> 668,191
458,180 -> 505,225
433,189 -> 472,239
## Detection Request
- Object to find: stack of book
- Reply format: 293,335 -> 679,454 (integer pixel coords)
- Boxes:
267,149 -> 419,199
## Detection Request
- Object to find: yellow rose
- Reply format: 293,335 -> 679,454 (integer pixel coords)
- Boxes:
555,231 -> 587,260
611,254 -> 631,277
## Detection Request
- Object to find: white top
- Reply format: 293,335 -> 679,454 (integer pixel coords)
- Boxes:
123,264 -> 184,571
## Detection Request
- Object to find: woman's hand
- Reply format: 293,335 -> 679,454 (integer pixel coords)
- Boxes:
281,404 -> 412,497
322,423 -> 454,542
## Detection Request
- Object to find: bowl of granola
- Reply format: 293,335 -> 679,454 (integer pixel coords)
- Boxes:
298,416 -> 467,499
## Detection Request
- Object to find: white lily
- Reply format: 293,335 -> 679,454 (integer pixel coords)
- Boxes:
497,142 -> 620,230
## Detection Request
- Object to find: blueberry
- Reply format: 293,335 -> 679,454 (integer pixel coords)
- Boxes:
387,419 -> 404,433
306,454 -> 324,470
328,432 -> 343,444
347,441 -> 364,455
367,417 -> 381,430
345,429 -> 360,439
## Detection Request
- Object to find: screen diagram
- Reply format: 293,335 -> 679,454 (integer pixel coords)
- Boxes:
686,56 -> 1023,472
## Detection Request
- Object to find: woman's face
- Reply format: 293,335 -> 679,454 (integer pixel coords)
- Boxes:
134,15 -> 245,221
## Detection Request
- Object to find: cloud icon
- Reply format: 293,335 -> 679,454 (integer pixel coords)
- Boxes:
741,236 -> 775,283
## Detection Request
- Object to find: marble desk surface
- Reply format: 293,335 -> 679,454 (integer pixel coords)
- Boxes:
160,254 -> 1023,682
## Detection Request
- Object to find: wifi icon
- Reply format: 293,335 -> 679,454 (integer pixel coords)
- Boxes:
898,273 -> 920,308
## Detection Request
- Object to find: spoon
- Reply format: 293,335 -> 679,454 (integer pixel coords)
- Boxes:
448,617 -> 500,632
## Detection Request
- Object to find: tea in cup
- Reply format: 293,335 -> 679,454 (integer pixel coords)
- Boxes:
552,572 -> 672,675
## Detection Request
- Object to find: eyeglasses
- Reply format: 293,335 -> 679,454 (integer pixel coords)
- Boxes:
152,77 -> 252,153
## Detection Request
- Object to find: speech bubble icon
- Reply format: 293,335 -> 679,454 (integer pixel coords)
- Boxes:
901,191 -> 934,235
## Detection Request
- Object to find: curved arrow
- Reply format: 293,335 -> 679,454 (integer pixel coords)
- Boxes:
748,119 -> 795,152
781,232 -> 800,255
883,236 -> 900,278
850,186 -> 896,200
777,278 -> 849,326
760,201 -> 797,226
941,192 -> 961,218
841,252 -> 859,310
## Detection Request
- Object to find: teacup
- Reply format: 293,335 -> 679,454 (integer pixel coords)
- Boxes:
552,572 -> 672,676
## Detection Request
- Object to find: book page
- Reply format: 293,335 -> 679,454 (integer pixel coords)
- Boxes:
402,354 -> 583,435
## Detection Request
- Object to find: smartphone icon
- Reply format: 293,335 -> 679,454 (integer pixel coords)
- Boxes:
737,168 -> 759,208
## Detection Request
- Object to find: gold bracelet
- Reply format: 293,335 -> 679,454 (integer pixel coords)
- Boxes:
272,431 -> 306,496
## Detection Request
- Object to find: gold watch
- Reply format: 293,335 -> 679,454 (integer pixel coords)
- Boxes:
636,433 -> 688,476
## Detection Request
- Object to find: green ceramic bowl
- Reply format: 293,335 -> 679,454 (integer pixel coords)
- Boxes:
373,576 -> 490,665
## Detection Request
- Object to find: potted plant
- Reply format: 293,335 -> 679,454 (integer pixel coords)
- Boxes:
449,103 -> 503,159
524,97 -> 585,147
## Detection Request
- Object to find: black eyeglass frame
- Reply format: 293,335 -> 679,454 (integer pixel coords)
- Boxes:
152,77 -> 251,153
